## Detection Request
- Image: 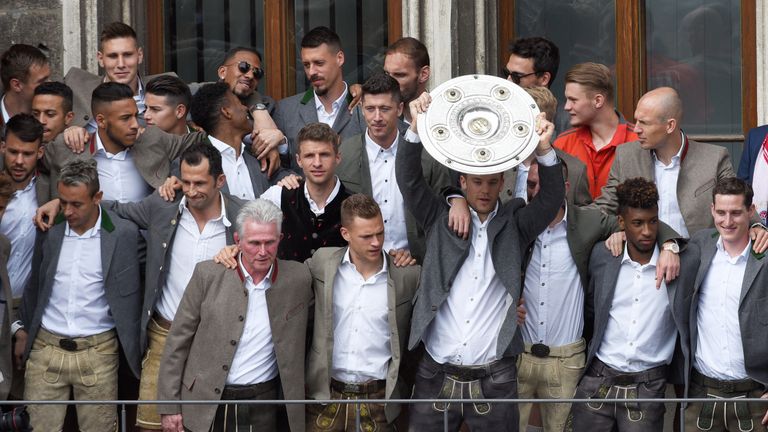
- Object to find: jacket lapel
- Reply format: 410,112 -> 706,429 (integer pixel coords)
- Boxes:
332,99 -> 352,133
299,88 -> 318,125
694,233 -> 719,294
739,253 -> 763,306
358,135 -> 374,195
223,194 -> 238,245
595,253 -> 622,337
323,249 -> 345,367
100,209 -> 118,283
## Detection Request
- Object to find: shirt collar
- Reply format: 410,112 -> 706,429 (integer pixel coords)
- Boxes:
178,192 -> 232,227
364,131 -> 399,162
95,131 -> 128,159
0,95 -> 10,123
208,135 -> 244,156
64,205 -> 103,238
314,82 -> 349,113
652,131 -> 686,167
303,176 -> 342,211
238,254 -> 274,289
341,247 -> 388,277
15,175 -> 37,195
621,244 -> 660,268
715,236 -> 751,262
470,201 -> 499,227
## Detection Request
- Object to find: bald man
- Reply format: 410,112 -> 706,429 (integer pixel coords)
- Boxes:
593,87 -> 735,237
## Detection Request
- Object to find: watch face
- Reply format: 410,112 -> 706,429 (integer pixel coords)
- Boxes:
252,103 -> 267,111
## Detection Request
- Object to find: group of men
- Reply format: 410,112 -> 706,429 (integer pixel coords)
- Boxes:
0,18 -> 766,432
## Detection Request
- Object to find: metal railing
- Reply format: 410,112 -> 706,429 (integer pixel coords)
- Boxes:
4,397 -> 768,432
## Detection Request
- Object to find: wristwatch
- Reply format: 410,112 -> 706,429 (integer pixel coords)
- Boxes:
662,241 -> 680,254
249,103 -> 268,112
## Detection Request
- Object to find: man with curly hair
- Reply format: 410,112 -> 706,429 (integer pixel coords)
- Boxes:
569,177 -> 699,432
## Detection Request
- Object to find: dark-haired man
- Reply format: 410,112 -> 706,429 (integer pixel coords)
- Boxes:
32,81 -> 75,143
144,75 -> 192,136
274,26 -> 366,172
569,178 -> 699,432
16,159 -> 142,431
337,73 -> 452,263
685,177 -> 768,431
44,82 -> 204,203
383,37 -> 430,125
189,82 -> 287,200
1,115 -> 51,398
504,37 -> 559,89
0,44 -> 50,128
0,171 -> 15,400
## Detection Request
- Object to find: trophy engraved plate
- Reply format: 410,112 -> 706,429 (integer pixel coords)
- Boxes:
417,74 -> 541,175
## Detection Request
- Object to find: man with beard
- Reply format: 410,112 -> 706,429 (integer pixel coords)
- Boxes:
0,114 -> 51,398
383,37 -> 430,126
43,82 -> 205,203
273,26 -> 366,172
32,82 -> 75,144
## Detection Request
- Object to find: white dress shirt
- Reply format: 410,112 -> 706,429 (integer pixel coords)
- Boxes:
209,136 -> 256,200
315,82 -> 348,128
694,239 -> 750,380
653,132 -> 689,238
93,133 -> 152,202
596,247 -> 676,372
259,176 -> 342,216
0,178 -> 38,298
227,258 -> 278,385
365,132 -> 409,251
41,208 -> 115,338
155,194 -> 231,321
331,249 -> 391,383
522,206 -> 584,347
425,204 -> 512,366
514,163 -> 530,202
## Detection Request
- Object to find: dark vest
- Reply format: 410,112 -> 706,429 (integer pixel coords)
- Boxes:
278,181 -> 350,261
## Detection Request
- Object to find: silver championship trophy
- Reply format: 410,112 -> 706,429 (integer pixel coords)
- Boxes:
417,74 -> 541,175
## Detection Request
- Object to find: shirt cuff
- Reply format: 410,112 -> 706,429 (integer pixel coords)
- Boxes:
536,148 -> 557,167
404,129 -> 421,143
11,320 -> 23,335
445,194 -> 464,206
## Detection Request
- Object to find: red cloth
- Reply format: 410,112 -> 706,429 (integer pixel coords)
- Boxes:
554,123 -> 638,198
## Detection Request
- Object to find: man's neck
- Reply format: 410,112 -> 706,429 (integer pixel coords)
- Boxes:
2,93 -> 29,118
723,236 -> 750,258
627,243 -> 654,265
349,249 -> 384,280
187,192 -> 223,233
590,109 -> 620,151
318,80 -> 346,112
168,122 -> 189,136
211,128 -> 246,157
654,132 -> 683,165
97,130 -> 126,154
305,177 -> 337,210
368,130 -> 398,150
9,174 -> 33,192
548,204 -> 566,228
242,257 -> 270,285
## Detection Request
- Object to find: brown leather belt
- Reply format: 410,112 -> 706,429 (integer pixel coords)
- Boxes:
691,369 -> 762,394
221,377 -> 278,400
152,312 -> 173,330
587,358 -> 667,386
330,378 -> 386,394
424,353 -> 515,381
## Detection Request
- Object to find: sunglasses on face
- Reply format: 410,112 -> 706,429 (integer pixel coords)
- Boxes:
502,68 -> 538,84
231,61 -> 264,79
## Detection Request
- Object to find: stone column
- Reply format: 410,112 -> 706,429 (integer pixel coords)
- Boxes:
757,1 -> 768,125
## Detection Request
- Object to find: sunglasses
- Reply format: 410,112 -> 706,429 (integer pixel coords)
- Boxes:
502,68 -> 538,84
229,61 -> 264,79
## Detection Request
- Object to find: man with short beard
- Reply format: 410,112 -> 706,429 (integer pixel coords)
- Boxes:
0,114 -> 51,398
273,26 -> 366,172
43,82 -> 205,203
383,37 -> 430,126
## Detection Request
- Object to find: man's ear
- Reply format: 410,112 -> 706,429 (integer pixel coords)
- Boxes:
340,226 -> 350,242
93,190 -> 104,206
8,78 -> 22,93
95,112 -> 107,129
618,213 -> 626,231
418,65 -> 431,84
594,93 -> 605,109
217,65 -> 227,81
175,104 -> 187,120
64,111 -> 75,126
137,47 -> 144,65
97,51 -> 105,68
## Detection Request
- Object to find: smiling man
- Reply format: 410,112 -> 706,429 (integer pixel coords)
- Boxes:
65,22 -> 173,132
273,26 -> 366,172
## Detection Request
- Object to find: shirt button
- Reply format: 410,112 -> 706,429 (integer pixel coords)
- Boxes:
311,233 -> 318,239
239,315 -> 244,321
162,242 -> 167,248
230,340 -> 237,346
540,321 -> 544,325
384,179 -> 388,183
541,282 -> 545,286
214,388 -> 221,394
629,342 -> 634,346
540,302 -> 544,306
222,365 -> 229,371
